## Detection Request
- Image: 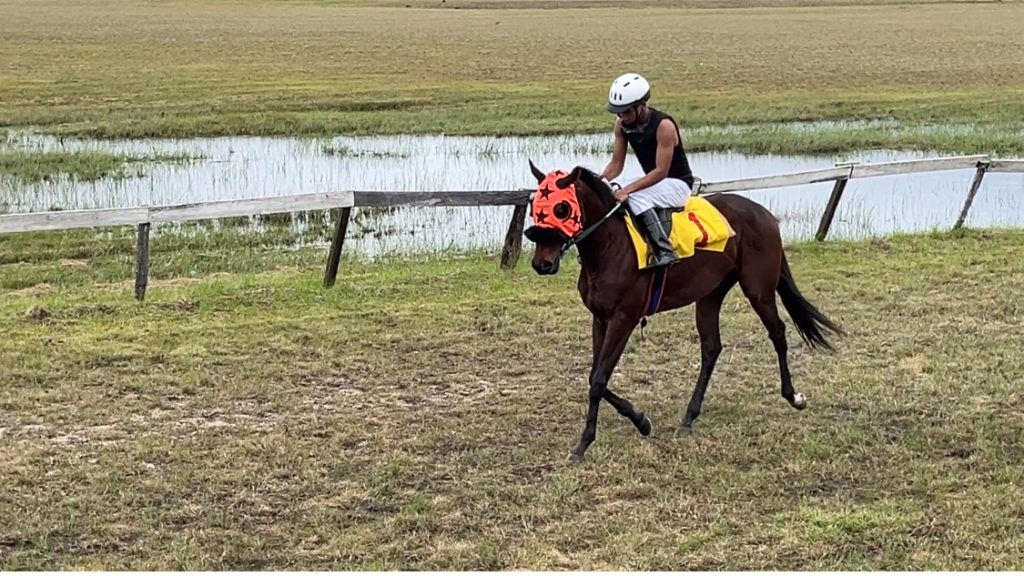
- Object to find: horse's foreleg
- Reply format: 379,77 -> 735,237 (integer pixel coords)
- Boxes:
590,316 -> 606,368
591,318 -> 651,437
604,389 -> 652,436
571,315 -> 636,463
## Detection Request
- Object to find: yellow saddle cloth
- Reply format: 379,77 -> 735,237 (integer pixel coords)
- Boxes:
624,196 -> 736,270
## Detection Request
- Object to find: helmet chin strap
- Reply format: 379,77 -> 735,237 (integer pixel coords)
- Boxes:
622,104 -> 650,133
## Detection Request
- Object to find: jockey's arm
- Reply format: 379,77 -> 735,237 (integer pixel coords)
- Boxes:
600,119 -> 627,182
618,119 -> 677,198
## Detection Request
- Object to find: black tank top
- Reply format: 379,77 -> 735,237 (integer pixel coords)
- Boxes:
622,107 -> 694,188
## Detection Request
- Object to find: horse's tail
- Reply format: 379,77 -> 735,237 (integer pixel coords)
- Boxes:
777,253 -> 845,352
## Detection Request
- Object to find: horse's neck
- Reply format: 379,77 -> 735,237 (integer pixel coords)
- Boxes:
575,187 -> 631,276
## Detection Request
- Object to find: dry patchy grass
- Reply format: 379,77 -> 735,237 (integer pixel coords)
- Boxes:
1,227 -> 1023,569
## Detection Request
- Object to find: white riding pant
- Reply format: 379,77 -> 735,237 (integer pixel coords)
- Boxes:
624,177 -> 692,214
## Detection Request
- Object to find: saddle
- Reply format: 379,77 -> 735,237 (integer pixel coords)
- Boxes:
622,196 -> 736,271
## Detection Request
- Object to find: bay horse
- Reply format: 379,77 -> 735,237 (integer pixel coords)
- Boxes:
523,161 -> 844,463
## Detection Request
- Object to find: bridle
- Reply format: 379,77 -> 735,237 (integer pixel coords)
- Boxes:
536,179 -> 626,257
557,200 -> 625,257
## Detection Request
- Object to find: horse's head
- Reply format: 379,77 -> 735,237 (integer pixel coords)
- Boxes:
523,160 -> 615,275
523,161 -> 584,274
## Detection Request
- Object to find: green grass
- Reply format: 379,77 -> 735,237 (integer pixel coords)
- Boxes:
0,149 -> 199,184
2,0 -> 1024,154
1,225 -> 1023,569
685,121 -> 1024,155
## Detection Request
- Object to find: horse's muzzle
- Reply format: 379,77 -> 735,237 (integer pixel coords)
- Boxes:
532,258 -> 560,275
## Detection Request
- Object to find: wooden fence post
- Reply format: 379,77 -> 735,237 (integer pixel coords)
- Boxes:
500,203 -> 528,270
953,162 -> 989,230
323,206 -> 352,288
134,222 -> 150,301
815,177 -> 850,242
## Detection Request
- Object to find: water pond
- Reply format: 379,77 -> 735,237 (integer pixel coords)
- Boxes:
2,131 -> 1022,257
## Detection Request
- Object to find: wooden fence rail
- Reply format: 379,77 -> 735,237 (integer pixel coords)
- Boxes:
0,191 -> 354,300
1,155 -> 1022,301
320,190 -> 533,288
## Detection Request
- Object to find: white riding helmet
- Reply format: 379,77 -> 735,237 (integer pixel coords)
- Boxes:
607,73 -> 651,113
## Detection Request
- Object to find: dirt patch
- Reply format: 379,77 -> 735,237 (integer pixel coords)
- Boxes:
13,283 -> 53,298
22,305 -> 50,321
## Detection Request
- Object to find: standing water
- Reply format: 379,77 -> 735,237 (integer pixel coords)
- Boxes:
2,130 -> 1022,258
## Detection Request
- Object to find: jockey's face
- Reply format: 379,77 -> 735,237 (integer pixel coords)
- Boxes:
617,103 -> 645,129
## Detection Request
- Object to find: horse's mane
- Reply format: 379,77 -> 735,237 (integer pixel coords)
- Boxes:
563,166 -> 617,212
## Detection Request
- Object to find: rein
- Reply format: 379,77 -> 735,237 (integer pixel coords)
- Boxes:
559,200 -> 625,257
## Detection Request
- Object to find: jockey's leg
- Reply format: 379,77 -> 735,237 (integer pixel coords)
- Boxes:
625,177 -> 691,268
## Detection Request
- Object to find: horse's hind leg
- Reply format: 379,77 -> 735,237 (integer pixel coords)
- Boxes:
740,274 -> 807,411
682,273 -> 737,432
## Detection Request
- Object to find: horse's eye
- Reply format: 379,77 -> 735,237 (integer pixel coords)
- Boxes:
553,202 -> 571,220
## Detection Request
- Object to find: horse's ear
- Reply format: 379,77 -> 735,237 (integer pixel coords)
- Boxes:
528,159 -> 546,183
556,166 -> 582,189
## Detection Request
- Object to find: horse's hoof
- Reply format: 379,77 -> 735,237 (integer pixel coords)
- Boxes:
792,392 -> 807,410
674,425 -> 694,439
637,414 -> 652,436
568,452 -> 585,464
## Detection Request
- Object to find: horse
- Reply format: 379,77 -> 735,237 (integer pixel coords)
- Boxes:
523,160 -> 845,463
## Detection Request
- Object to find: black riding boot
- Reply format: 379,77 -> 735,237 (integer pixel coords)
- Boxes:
636,209 -> 678,268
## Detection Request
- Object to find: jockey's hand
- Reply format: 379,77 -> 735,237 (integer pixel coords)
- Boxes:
613,187 -> 630,204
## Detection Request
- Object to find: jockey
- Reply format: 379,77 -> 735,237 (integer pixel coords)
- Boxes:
600,73 -> 695,269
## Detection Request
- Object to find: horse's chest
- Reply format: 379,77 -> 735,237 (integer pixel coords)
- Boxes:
578,276 -> 620,319
578,274 -> 599,313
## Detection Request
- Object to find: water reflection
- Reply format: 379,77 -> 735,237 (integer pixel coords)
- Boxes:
2,131 -> 1022,256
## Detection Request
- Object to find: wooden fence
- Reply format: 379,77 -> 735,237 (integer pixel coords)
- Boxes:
692,155 -> 1024,241
0,191 -> 357,300
1,154 -> 1022,301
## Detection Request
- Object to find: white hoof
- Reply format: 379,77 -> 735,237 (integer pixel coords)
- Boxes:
793,392 -> 807,410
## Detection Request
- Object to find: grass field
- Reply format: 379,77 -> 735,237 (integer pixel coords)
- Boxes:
3,0 -> 1024,154
2,226 -> 1023,569
3,0 -> 1024,569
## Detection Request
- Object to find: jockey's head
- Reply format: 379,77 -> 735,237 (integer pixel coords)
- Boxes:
607,73 -> 651,130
